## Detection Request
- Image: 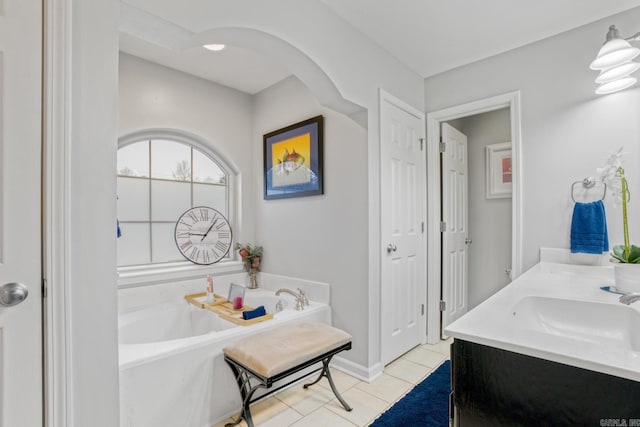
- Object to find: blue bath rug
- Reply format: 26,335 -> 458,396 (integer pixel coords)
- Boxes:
370,360 -> 450,427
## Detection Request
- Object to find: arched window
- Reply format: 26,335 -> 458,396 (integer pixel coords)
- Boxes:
117,131 -> 235,269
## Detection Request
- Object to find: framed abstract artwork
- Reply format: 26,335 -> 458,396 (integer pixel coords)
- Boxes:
263,115 -> 324,200
486,142 -> 512,199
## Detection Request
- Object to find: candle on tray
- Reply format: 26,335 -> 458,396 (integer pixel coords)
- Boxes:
233,296 -> 243,310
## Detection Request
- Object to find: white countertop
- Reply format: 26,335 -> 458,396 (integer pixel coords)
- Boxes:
445,261 -> 640,382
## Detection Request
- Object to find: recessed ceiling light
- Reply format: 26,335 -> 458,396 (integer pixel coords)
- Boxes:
203,44 -> 226,52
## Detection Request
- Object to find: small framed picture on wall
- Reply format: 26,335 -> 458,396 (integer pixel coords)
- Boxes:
486,142 -> 512,199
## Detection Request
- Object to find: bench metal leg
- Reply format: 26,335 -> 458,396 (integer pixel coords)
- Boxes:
225,361 -> 266,427
303,356 -> 353,412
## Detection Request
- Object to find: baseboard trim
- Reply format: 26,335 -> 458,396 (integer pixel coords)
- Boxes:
331,356 -> 383,383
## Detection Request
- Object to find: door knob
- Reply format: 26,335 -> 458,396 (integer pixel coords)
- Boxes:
0,282 -> 29,307
465,238 -> 473,245
386,244 -> 397,253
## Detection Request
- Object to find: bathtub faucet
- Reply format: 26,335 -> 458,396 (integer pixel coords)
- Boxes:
620,292 -> 640,305
297,288 -> 309,307
276,288 -> 306,310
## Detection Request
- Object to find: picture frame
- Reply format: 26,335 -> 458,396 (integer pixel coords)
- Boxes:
486,142 -> 512,199
263,115 -> 324,200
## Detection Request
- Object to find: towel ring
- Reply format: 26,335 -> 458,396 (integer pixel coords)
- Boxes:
571,177 -> 607,203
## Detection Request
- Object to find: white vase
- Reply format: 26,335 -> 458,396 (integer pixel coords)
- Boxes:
614,262 -> 640,293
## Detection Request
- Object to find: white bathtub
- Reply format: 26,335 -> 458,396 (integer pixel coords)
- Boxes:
118,288 -> 331,427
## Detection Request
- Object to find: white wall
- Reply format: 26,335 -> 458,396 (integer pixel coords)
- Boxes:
65,0 -> 120,425
459,109 -> 512,308
425,7 -> 640,272
252,76 -> 369,366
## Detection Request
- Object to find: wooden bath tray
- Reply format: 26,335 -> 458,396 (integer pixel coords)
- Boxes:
185,292 -> 228,308
184,292 -> 274,326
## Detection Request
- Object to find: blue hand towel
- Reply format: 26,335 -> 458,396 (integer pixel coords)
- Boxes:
242,305 -> 266,321
570,200 -> 609,254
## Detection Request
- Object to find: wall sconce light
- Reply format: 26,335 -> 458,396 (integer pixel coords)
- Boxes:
590,25 -> 640,94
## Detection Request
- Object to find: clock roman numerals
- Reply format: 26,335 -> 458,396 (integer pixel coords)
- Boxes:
186,211 -> 199,223
217,231 -> 230,240
178,219 -> 192,229
215,241 -> 228,253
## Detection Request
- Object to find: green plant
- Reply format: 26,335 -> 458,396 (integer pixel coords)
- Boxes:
598,147 -> 640,263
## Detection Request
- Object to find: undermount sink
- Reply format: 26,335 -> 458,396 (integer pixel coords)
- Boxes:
511,296 -> 640,352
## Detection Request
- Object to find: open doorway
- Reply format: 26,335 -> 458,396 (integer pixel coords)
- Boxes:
425,92 -> 523,344
440,108 -> 512,336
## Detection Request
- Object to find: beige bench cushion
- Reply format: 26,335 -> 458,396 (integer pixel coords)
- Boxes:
223,322 -> 351,378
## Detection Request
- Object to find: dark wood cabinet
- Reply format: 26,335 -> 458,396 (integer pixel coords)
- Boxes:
450,340 -> 640,426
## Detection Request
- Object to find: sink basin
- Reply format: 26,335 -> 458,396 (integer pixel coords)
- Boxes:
511,296 -> 640,352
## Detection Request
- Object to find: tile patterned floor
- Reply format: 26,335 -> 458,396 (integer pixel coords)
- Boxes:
214,338 -> 452,427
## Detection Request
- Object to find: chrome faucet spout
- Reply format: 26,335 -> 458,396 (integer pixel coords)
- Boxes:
275,288 -> 298,298
619,292 -> 640,305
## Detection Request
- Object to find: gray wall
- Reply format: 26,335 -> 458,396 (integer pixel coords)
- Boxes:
426,7 -> 640,272
458,109 -> 512,308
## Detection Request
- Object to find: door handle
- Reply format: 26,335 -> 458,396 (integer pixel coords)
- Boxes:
0,282 -> 29,307
465,238 -> 473,245
386,244 -> 397,253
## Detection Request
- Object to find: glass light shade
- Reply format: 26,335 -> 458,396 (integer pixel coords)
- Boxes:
595,76 -> 637,94
590,38 -> 640,70
595,61 -> 640,84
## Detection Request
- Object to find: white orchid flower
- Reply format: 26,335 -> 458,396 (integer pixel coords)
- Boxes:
598,147 -> 626,208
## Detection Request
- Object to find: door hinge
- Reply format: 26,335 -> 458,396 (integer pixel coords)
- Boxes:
421,304 -> 425,316
419,138 -> 425,151
440,300 -> 446,311
421,221 -> 425,233
42,278 -> 47,299
440,221 -> 446,232
439,141 -> 446,153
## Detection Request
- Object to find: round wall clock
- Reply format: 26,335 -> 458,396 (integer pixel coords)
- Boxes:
174,206 -> 232,265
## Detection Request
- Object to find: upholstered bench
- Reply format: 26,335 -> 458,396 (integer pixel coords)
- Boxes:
223,322 -> 353,427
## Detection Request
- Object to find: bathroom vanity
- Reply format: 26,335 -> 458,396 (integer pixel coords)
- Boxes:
445,253 -> 640,426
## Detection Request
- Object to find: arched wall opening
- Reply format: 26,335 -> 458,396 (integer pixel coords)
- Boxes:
189,27 -> 368,127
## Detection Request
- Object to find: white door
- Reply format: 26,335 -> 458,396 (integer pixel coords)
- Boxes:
0,0 -> 43,425
380,93 -> 425,365
441,123 -> 469,328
